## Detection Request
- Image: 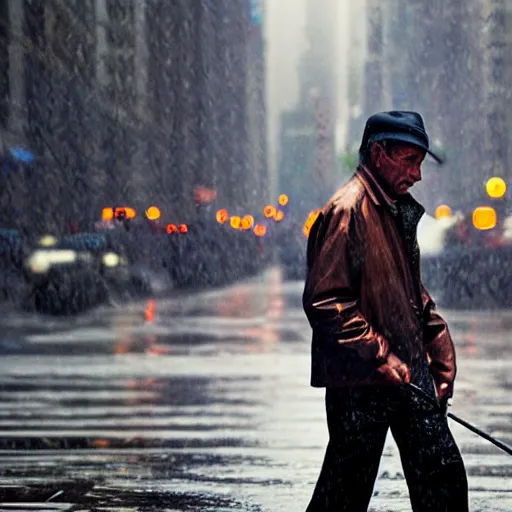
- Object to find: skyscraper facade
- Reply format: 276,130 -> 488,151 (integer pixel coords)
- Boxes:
0,0 -> 268,232
277,0 -> 338,215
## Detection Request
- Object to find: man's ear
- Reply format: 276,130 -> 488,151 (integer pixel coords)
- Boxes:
369,142 -> 383,168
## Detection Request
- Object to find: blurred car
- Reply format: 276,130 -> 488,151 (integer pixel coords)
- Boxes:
419,213 -> 512,309
22,233 -> 122,315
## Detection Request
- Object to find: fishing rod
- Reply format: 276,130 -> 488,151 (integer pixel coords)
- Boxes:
409,383 -> 512,457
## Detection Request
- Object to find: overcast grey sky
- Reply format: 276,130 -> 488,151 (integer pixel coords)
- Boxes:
264,0 -> 350,184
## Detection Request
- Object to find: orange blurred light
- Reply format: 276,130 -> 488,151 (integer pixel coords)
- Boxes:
435,204 -> 452,220
254,224 -> 267,237
167,223 -> 178,234
274,210 -> 285,222
179,224 -> 188,234
145,300 -> 155,322
278,194 -> 289,207
230,216 -> 242,229
241,215 -> 255,230
102,207 -> 114,221
115,207 -> 136,219
125,207 -> 136,219
92,439 -> 110,449
264,205 -> 277,218
146,206 -> 161,220
216,209 -> 229,224
472,206 -> 497,230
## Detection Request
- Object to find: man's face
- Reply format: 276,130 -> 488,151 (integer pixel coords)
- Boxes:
370,142 -> 426,195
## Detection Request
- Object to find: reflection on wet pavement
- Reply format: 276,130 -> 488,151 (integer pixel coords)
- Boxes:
0,268 -> 510,511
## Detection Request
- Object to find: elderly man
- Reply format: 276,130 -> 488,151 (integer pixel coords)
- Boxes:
303,111 -> 468,511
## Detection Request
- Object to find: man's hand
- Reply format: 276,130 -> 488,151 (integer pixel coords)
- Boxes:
435,381 -> 454,414
376,353 -> 411,384
437,382 -> 451,400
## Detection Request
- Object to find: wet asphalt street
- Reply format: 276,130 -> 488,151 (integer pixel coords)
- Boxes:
0,267 -> 510,512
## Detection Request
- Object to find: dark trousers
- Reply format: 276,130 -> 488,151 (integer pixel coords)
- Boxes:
306,358 -> 469,512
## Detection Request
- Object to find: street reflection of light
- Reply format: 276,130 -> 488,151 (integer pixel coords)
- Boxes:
267,267 -> 284,320
463,319 -> 479,357
146,344 -> 172,356
125,377 -> 160,390
278,194 -> 289,207
243,326 -> 280,353
179,224 -> 188,234
145,300 -> 156,322
120,377 -> 162,414
113,335 -> 137,354
268,298 -> 285,319
243,327 -> 280,347
113,343 -> 131,355
215,287 -> 252,317
92,439 -> 110,448
144,333 -> 172,356
145,334 -> 157,345
241,268 -> 284,352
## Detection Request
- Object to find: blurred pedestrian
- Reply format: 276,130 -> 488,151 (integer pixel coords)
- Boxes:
303,111 -> 468,511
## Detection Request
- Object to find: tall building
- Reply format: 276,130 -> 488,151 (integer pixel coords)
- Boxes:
344,0 -> 367,152
144,0 -> 267,218
245,0 -> 268,212
299,0 -> 337,108
0,0 -> 147,232
360,0 -> 489,214
277,0 -> 338,215
506,1 -> 512,188
362,0 -> 384,121
481,0 -> 509,183
0,0 -> 9,134
0,0 -> 268,231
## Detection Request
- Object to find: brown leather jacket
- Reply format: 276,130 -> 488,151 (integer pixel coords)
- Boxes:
303,167 -> 456,389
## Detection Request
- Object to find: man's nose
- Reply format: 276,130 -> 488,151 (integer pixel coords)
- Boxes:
412,165 -> 422,182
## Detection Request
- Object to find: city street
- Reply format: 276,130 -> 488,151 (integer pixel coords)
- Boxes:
0,267 -> 510,511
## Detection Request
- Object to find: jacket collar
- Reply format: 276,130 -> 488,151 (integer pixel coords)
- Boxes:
355,165 -> 425,222
356,165 -> 398,213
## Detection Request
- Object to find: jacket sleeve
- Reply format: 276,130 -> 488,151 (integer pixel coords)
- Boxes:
421,284 -> 456,387
303,206 -> 389,364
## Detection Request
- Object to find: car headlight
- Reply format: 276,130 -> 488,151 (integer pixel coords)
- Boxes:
26,250 -> 77,274
102,252 -> 120,268
39,235 -> 57,247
